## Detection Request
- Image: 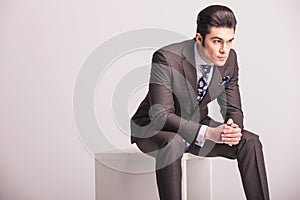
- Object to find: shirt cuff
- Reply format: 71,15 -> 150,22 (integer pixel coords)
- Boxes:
195,125 -> 208,147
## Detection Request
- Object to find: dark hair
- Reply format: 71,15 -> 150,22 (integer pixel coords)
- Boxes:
196,5 -> 237,43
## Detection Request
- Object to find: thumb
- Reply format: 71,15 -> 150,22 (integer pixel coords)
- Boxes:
227,118 -> 234,125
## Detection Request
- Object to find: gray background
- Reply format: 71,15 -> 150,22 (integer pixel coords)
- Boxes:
1,0 -> 300,199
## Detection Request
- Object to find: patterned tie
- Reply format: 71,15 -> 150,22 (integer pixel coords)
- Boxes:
182,65 -> 212,150
183,65 -> 212,150
197,65 -> 212,103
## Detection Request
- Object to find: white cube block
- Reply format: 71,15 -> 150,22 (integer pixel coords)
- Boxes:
95,145 -> 212,200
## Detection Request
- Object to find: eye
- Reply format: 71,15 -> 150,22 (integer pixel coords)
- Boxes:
228,39 -> 234,44
213,40 -> 221,44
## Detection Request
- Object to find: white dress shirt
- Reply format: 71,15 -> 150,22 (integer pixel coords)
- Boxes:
193,42 -> 214,147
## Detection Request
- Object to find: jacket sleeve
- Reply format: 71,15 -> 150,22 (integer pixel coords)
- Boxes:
217,50 -> 244,129
148,50 -> 202,143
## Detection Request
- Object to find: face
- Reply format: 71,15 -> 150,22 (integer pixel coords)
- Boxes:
196,27 -> 235,66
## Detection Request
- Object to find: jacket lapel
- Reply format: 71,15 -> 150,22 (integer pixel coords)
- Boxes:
180,39 -> 226,109
180,40 -> 198,106
199,66 -> 225,107
181,40 -> 227,107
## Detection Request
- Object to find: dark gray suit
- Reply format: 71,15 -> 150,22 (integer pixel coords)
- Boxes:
130,39 -> 269,200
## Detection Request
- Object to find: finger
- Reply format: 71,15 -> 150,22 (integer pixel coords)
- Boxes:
223,124 -> 241,131
223,123 -> 239,129
222,132 -> 242,138
223,124 -> 234,132
216,135 -> 224,143
221,135 -> 241,144
221,136 -> 241,144
231,123 -> 239,128
226,118 -> 234,125
223,126 -> 241,134
226,120 -> 239,129
226,141 -> 239,145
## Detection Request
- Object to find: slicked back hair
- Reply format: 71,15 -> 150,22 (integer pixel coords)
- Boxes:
196,5 -> 237,46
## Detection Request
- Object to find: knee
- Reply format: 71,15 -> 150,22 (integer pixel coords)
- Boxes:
163,133 -> 185,154
241,130 -> 263,150
156,132 -> 184,157
157,131 -> 184,149
237,130 -> 266,166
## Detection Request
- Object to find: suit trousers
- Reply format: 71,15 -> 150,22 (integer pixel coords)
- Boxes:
135,129 -> 270,200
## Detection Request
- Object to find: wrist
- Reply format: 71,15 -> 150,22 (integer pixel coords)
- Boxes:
204,127 -> 211,140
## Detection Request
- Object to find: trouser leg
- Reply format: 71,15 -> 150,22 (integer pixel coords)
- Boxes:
236,130 -> 270,200
188,129 -> 270,200
156,157 -> 182,200
136,131 -> 184,200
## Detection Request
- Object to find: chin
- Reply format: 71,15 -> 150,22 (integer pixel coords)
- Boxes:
214,61 -> 226,67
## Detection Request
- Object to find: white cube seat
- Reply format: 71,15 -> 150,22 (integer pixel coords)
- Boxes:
95,145 -> 212,200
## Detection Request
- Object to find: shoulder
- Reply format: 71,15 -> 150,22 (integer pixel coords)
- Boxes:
152,39 -> 194,62
229,48 -> 237,57
225,48 -> 238,65
160,39 -> 194,53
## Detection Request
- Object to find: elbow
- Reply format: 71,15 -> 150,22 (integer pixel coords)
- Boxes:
149,104 -> 172,130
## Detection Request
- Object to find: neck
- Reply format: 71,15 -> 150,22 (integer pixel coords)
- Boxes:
197,44 -> 213,65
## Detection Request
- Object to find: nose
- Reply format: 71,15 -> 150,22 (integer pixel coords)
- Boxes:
220,42 -> 228,54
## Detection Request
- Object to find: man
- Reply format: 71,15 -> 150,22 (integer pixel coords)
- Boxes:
130,5 -> 270,200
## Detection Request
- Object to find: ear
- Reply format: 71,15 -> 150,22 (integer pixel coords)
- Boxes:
195,33 -> 203,45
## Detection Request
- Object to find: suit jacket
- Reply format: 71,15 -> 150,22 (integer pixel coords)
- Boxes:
130,39 -> 244,144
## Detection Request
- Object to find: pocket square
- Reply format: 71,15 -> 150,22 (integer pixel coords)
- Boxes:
219,76 -> 230,85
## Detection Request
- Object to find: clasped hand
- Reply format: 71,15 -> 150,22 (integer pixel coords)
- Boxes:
205,118 -> 242,145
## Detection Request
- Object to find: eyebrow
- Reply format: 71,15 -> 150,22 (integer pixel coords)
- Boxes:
211,37 -> 235,42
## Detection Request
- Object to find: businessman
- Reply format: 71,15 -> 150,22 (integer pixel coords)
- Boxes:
130,5 -> 270,200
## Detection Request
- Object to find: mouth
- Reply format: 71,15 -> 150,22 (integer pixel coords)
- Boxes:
217,56 -> 227,61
